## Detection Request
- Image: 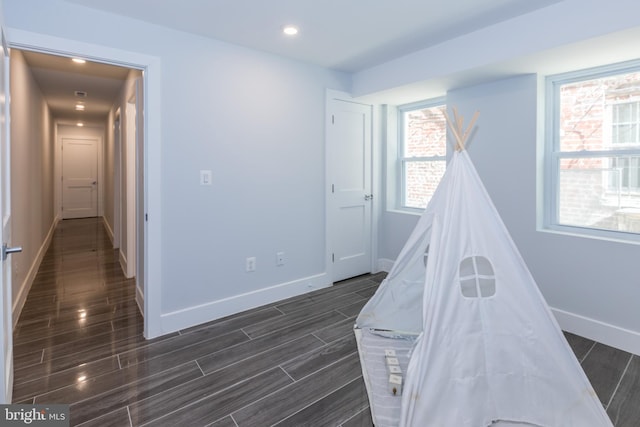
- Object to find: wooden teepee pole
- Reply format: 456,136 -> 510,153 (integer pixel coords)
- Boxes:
443,107 -> 479,152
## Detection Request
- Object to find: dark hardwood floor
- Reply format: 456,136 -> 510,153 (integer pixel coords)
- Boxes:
12,218 -> 640,426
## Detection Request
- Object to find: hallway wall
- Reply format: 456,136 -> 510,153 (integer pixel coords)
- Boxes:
9,49 -> 55,323
105,69 -> 144,304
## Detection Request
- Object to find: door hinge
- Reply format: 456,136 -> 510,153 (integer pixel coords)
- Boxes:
332,253 -> 334,263
331,184 -> 335,193
145,213 -> 148,222
332,114 -> 334,124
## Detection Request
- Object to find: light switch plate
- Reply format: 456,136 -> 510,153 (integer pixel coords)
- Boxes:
200,170 -> 212,185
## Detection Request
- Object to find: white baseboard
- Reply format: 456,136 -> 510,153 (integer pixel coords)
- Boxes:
160,273 -> 331,334
119,250 -> 134,279
13,216 -> 59,326
103,216 -> 114,246
376,258 -> 394,273
552,307 -> 640,356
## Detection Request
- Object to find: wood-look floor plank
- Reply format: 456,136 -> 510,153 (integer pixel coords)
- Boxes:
35,331 -> 179,378
273,278 -> 376,313
340,406 -> 373,427
282,334 -> 357,381
197,335 -> 324,390
243,303 -> 351,339
198,310 -> 347,374
274,377 -> 369,427
75,407 -> 131,427
232,353 -> 361,427
12,349 -> 44,371
581,343 -> 633,406
207,416 -> 238,427
606,355 -> 640,426
336,298 -> 369,318
117,327 -> 250,368
13,356 -> 121,402
13,321 -> 115,351
355,286 -> 378,299
313,316 -> 356,344
275,285 -> 367,315
66,362 -> 203,425
563,331 -> 596,362
178,306 -> 283,335
132,367 -> 293,426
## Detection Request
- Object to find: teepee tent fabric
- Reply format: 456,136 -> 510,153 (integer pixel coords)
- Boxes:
355,111 -> 612,426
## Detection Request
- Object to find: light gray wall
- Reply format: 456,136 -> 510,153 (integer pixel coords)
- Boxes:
9,49 -> 55,320
4,0 -> 350,332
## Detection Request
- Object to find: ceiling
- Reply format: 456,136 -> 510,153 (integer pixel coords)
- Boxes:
19,0 -> 566,123
21,50 -> 131,124
64,0 -> 561,72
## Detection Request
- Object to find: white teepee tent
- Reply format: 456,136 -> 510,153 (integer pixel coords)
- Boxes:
354,109 -> 612,427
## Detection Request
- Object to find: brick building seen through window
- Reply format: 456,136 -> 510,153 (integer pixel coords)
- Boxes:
556,70 -> 640,234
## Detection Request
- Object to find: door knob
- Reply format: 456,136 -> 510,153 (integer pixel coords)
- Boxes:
364,194 -> 373,201
2,243 -> 22,261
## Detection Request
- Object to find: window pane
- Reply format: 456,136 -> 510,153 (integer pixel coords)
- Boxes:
460,279 -> 478,298
403,105 -> 446,157
404,160 -> 446,209
559,72 -> 640,152
558,157 -> 640,233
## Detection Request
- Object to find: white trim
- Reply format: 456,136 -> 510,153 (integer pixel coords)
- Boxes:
12,216 -> 59,326
119,249 -> 131,279
552,307 -> 640,356
377,258 -> 394,273
135,284 -> 144,318
6,27 -> 164,339
159,273 -> 331,334
102,215 -> 114,245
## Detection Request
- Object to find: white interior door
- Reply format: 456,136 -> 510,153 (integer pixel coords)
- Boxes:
0,30 -> 16,404
328,97 -> 373,282
62,138 -> 98,219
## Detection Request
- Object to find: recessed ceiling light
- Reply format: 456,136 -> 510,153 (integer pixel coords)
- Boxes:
72,58 -> 86,64
76,122 -> 84,127
75,104 -> 85,111
283,25 -> 299,36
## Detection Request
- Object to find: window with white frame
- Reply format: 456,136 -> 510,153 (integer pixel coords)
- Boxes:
398,99 -> 447,210
546,62 -> 640,239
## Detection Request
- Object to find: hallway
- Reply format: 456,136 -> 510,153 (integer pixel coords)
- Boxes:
12,218 -> 144,408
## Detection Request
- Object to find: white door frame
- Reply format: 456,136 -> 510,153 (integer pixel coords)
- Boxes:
325,89 -> 378,282
113,109 -> 122,249
0,27 -> 14,404
123,94 -> 137,278
7,29 -> 163,339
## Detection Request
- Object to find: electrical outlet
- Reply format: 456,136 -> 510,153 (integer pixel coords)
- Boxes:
246,257 -> 256,272
276,252 -> 285,266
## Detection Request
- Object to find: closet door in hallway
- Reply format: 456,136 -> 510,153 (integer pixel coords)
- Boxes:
62,138 -> 98,219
